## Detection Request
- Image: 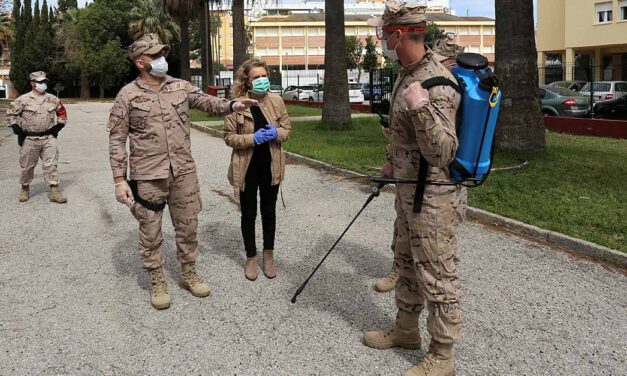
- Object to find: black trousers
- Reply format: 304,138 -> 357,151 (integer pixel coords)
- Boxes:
240,163 -> 279,258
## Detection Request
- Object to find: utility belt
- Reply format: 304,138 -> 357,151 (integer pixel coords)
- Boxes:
16,124 -> 65,146
127,179 -> 167,212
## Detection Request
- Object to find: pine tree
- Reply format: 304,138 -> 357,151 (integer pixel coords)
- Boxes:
57,0 -> 78,13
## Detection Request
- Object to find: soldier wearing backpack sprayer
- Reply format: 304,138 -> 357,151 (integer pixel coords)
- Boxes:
373,36 -> 467,295
364,2 -> 464,375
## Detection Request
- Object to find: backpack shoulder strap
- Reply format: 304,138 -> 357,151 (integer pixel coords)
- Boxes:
421,76 -> 463,94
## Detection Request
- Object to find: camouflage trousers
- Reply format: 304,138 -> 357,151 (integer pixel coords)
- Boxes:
130,170 -> 202,270
393,182 -> 463,345
19,137 -> 59,186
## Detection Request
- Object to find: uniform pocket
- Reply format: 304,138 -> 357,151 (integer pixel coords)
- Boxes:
170,92 -> 189,123
129,101 -> 152,130
130,202 -> 147,222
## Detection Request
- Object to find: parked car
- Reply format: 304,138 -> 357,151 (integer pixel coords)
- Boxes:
361,83 -> 385,101
281,85 -> 317,101
538,86 -> 591,117
348,82 -> 365,103
593,94 -> 627,120
579,81 -> 627,102
307,83 -> 365,103
269,85 -> 283,94
547,80 -> 588,92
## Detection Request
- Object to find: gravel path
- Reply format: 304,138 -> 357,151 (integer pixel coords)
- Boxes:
0,103 -> 625,376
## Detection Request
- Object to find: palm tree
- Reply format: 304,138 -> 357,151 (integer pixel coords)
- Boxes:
232,0 -> 246,74
129,0 -> 180,47
321,0 -> 352,128
162,0 -> 204,82
494,0 -> 545,151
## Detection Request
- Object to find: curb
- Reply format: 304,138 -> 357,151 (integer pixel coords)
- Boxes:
190,122 -> 626,268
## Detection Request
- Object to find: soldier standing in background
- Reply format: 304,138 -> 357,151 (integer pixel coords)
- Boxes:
6,71 -> 68,204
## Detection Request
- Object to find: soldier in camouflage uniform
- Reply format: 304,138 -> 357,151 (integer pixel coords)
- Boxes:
107,34 -> 258,310
374,35 -> 466,295
6,71 -> 68,204
363,2 -> 464,375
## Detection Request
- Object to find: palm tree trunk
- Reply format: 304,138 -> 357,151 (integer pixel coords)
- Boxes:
207,7 -> 214,86
200,2 -> 209,90
232,0 -> 246,74
99,84 -> 105,99
494,0 -> 545,152
321,0 -> 352,128
178,14 -> 191,81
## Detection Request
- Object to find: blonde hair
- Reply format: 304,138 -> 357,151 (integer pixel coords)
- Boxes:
232,58 -> 269,98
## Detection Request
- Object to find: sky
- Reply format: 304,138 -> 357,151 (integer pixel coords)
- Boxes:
44,0 -> 538,20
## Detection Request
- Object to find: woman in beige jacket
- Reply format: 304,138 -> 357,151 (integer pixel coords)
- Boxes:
224,59 -> 291,281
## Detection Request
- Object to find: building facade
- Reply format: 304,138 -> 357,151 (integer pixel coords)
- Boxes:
250,13 -> 495,72
537,0 -> 627,83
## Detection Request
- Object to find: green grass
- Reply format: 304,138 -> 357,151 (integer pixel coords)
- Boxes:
189,104 -> 323,122
282,117 -> 627,252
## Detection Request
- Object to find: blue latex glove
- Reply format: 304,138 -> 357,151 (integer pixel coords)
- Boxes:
263,125 -> 278,141
253,128 -> 267,145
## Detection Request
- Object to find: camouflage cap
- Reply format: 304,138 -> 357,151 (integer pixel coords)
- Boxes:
29,71 -> 48,82
367,1 -> 427,27
433,34 -> 465,59
128,33 -> 169,60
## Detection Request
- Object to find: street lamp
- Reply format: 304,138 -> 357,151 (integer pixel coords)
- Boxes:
284,51 -> 289,87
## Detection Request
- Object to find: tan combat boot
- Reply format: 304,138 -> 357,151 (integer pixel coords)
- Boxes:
149,268 -> 171,310
180,262 -> 211,297
49,185 -> 67,204
403,342 -> 455,376
362,310 -> 421,350
374,265 -> 399,293
18,185 -> 29,202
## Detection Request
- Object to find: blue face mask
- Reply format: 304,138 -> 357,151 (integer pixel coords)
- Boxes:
251,77 -> 270,94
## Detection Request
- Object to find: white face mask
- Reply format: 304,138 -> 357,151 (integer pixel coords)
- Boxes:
146,56 -> 168,77
35,82 -> 47,93
381,36 -> 399,61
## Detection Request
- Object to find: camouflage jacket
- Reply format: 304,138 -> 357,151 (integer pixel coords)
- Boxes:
6,92 -> 67,136
388,49 -> 461,181
107,75 -> 232,180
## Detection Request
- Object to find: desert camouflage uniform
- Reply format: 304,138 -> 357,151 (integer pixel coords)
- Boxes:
6,92 -> 67,186
107,75 -> 232,269
388,48 -> 464,345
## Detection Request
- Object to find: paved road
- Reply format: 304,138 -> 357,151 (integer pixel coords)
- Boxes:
0,103 -> 625,376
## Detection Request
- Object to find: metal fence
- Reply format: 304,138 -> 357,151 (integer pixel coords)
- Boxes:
538,63 -> 627,85
368,68 -> 398,114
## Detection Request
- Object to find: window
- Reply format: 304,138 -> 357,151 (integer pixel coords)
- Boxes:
282,28 -> 292,37
267,28 -> 278,36
621,0 -> 627,20
483,26 -> 494,35
615,83 -> 627,92
267,48 -> 278,56
468,46 -> 480,53
319,27 -> 326,36
483,45 -> 494,54
595,2 -> 613,24
469,27 -> 481,35
458,27 -> 469,35
309,27 -> 319,36
293,47 -> 305,55
256,28 -> 267,37
346,28 -> 356,36
292,27 -> 305,36
444,27 -> 456,33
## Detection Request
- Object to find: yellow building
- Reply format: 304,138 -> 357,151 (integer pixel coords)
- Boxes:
250,13 -> 495,71
537,0 -> 627,82
212,11 -> 249,70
